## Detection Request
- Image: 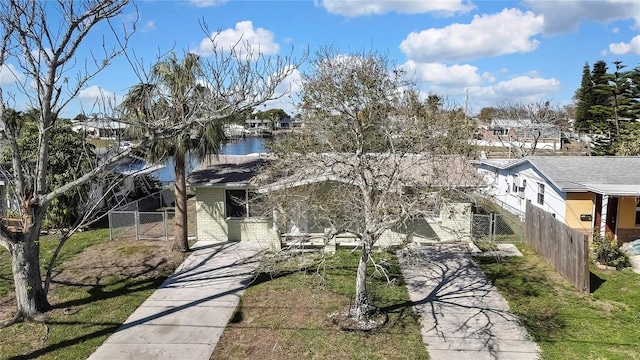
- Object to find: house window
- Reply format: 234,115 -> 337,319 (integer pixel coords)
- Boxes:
225,190 -> 249,218
225,189 -> 260,218
537,183 -> 545,205
636,205 -> 640,227
493,128 -> 508,136
512,178 -> 518,193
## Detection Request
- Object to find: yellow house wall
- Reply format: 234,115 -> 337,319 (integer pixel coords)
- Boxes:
615,196 -> 640,244
618,197 -> 639,228
196,187 -> 228,241
564,192 -> 594,233
195,187 -> 280,250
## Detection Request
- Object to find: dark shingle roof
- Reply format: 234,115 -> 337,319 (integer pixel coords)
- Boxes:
187,155 -> 265,187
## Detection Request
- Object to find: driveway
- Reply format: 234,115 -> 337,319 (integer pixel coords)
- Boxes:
398,244 -> 539,360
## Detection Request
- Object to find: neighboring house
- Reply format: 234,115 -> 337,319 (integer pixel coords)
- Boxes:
475,119 -> 562,154
473,156 -> 640,243
277,118 -> 292,129
94,154 -> 165,209
244,118 -> 271,129
71,119 -> 127,139
187,154 -> 480,250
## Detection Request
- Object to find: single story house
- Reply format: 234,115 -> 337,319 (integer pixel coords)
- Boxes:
277,118 -> 292,129
71,119 -> 127,139
188,154 -> 481,251
474,119 -> 562,153
473,156 -> 640,243
244,118 -> 271,129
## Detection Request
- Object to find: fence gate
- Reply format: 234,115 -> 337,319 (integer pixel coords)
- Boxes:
471,213 -> 492,240
109,210 -> 173,241
471,213 -> 523,242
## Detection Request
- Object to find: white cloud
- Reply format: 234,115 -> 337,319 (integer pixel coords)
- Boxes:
524,0 -> 640,34
401,61 -> 485,87
197,21 -> 279,58
188,0 -> 227,8
78,85 -> 122,110
142,20 -> 156,33
470,75 -> 560,103
400,8 -> 544,62
318,0 -> 473,17
609,35 -> 640,54
0,64 -> 24,86
263,67 -> 302,116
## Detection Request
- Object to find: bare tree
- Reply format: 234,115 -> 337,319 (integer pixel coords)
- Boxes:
478,101 -> 566,158
0,0 -> 138,325
257,49 -> 478,325
0,0 -> 303,325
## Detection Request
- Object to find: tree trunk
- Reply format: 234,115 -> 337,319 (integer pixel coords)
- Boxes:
11,231 -> 49,319
354,242 -> 370,321
172,152 -> 189,252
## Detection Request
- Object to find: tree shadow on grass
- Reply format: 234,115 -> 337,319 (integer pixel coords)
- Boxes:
9,284 -> 250,360
11,242 -> 266,359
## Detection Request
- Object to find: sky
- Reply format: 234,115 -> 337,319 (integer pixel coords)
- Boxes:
2,0 -> 640,118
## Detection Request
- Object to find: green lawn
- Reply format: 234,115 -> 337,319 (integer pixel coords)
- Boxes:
0,230 -> 181,359
211,250 -> 429,360
475,245 -> 640,360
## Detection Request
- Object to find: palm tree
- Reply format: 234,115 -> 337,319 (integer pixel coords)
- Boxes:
122,52 -> 224,252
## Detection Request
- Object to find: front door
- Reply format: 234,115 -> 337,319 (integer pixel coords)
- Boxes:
605,196 -> 618,238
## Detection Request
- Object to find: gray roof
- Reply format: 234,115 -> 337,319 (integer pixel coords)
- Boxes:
489,119 -> 556,129
189,154 -> 483,190
475,156 -> 640,193
72,120 -> 127,129
187,155 -> 265,187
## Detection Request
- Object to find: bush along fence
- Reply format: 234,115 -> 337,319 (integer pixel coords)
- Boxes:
524,201 -> 589,292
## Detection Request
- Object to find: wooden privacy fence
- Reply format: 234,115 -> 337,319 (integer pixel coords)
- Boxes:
524,202 -> 589,292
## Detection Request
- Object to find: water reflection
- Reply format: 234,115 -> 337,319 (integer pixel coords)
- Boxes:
154,137 -> 270,183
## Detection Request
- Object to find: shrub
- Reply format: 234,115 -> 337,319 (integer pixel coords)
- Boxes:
592,233 -> 630,270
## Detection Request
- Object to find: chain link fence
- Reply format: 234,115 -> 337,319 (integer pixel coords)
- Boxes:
471,212 -> 523,243
108,195 -> 196,241
109,211 -> 174,241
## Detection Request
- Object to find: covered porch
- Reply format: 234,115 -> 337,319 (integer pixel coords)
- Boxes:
587,184 -> 640,244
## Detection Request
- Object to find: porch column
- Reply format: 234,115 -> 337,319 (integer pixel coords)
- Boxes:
599,195 -> 608,238
272,209 -> 278,231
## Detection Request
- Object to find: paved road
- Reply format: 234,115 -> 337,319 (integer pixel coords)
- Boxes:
88,241 -> 264,360
398,244 -> 539,360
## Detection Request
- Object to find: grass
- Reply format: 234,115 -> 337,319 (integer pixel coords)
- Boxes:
0,230 -> 111,298
0,230 -> 182,359
475,244 -> 640,360
211,250 -> 429,360
89,138 -> 116,149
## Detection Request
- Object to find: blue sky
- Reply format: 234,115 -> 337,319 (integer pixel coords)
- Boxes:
2,0 -> 640,118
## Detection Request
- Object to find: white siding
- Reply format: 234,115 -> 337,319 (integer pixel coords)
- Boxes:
475,161 -> 567,221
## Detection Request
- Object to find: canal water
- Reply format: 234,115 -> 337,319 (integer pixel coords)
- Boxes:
154,137 -> 271,183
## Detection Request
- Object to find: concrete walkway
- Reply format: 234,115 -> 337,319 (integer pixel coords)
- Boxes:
88,241 -> 265,360
398,244 -> 539,360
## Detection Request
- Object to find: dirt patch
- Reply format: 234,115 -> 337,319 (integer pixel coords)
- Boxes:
0,239 -> 186,322
52,240 -> 184,285
211,279 -> 349,360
